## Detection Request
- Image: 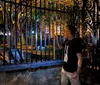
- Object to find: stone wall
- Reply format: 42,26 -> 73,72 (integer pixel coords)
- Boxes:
0,66 -> 62,85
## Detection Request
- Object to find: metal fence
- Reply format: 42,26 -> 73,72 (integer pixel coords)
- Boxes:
0,0 -> 79,65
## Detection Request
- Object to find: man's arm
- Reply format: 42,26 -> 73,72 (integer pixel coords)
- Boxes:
77,53 -> 83,73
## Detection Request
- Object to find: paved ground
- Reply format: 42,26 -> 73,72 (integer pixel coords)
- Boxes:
0,66 -> 99,85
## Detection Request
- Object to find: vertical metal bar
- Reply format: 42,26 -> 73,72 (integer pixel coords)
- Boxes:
48,9 -> 50,60
60,4 -> 61,40
12,0 -> 17,64
35,0 -> 38,62
47,1 -> 49,60
97,0 -> 99,29
93,0 -> 96,65
51,1 -> 54,60
56,3 -> 57,37
52,14 -> 54,60
96,0 -> 99,67
3,0 -> 6,65
60,4 -> 62,59
79,4 -> 81,38
9,0 -> 12,64
95,1 -> 98,46
44,0 -> 47,60
30,0 -> 33,63
44,20 -> 47,60
13,0 -> 18,64
40,0 -> 42,61
97,0 -> 100,47
55,3 -> 58,59
93,0 -> 95,30
25,0 -> 28,63
19,0 -> 22,63
72,6 -> 75,27
53,26 -> 55,60
53,16 -> 55,59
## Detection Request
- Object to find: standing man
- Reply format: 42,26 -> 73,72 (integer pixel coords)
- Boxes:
61,25 -> 83,85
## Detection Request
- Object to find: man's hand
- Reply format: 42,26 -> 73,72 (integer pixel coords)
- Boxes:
72,72 -> 78,80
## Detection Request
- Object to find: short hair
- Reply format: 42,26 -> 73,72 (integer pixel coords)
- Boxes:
67,25 -> 76,36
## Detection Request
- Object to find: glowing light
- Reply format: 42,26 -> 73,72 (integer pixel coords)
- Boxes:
0,32 -> 11,36
5,33 -> 7,36
57,26 -> 60,35
32,31 -> 34,34
8,32 -> 11,36
46,25 -> 49,34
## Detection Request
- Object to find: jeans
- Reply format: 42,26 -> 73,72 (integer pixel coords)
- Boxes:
61,68 -> 80,85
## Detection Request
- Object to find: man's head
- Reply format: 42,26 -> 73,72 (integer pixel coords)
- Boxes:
64,25 -> 76,39
67,25 -> 76,36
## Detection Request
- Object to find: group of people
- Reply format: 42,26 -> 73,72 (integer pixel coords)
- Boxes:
61,25 -> 83,85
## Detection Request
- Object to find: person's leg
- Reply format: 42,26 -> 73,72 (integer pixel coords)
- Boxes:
61,71 -> 69,85
70,74 -> 80,85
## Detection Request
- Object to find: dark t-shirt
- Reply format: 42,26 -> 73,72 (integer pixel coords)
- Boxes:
63,38 -> 83,72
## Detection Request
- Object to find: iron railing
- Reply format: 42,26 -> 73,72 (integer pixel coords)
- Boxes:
0,0 -> 78,65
